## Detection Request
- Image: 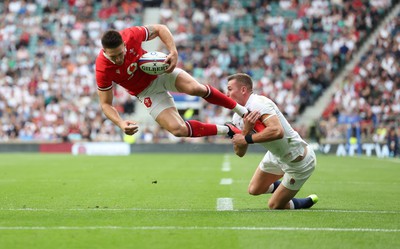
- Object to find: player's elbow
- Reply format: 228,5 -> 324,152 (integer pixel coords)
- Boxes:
234,147 -> 246,157
100,103 -> 111,113
236,152 -> 245,158
154,24 -> 169,33
271,127 -> 284,140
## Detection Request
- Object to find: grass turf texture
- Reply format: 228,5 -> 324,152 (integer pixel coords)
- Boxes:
0,153 -> 399,249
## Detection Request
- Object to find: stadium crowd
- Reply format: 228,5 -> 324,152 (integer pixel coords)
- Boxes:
0,0 -> 398,155
317,14 -> 399,156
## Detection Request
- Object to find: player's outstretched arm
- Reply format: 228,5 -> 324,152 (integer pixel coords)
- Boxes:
251,115 -> 283,143
97,89 -> 139,135
145,24 -> 177,73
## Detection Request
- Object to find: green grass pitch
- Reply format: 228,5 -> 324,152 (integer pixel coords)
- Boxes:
0,153 -> 399,249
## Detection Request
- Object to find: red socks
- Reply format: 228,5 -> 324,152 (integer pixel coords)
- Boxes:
185,120 -> 218,137
203,85 -> 236,109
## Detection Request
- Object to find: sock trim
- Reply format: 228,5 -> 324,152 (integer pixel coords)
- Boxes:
289,200 -> 295,209
203,85 -> 211,98
185,121 -> 192,137
266,184 -> 274,194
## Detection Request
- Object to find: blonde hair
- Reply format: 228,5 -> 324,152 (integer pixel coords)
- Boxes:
227,73 -> 253,90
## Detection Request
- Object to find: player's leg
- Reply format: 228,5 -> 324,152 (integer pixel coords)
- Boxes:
155,106 -> 229,137
174,70 -> 248,116
248,152 -> 284,195
268,185 -> 317,210
137,71 -> 232,137
248,167 -> 283,195
268,147 -> 318,209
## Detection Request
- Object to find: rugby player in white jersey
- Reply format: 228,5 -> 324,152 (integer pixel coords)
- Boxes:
225,73 -> 318,209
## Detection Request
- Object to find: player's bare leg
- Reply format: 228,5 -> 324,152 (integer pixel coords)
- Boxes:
248,168 -> 282,195
155,107 -> 188,137
268,185 -> 318,210
268,185 -> 299,209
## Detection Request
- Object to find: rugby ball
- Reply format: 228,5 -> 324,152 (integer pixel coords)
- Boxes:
138,51 -> 169,75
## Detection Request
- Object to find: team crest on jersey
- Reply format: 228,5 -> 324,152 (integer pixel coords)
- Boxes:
126,62 -> 138,80
144,97 -> 152,108
290,178 -> 296,185
127,63 -> 137,75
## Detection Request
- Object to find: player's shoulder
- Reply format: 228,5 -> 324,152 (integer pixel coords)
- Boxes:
249,93 -> 272,106
95,52 -> 116,73
121,26 -> 150,44
247,94 -> 277,114
122,26 -> 148,37
95,51 -> 106,68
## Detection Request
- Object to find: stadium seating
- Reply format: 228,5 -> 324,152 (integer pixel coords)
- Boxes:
0,0 -> 397,146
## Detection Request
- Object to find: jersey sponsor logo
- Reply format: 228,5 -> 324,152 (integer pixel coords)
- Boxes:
144,97 -> 152,108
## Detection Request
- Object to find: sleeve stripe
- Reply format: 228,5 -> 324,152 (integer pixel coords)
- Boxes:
262,114 -> 276,123
97,85 -> 113,91
143,26 -> 149,41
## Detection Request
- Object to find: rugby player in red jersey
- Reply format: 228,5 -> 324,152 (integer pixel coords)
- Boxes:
96,24 -> 248,138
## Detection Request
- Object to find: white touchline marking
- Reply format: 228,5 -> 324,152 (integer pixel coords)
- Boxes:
221,161 -> 231,172
221,154 -> 231,172
0,208 -> 399,214
0,226 -> 398,232
216,198 -> 233,211
220,178 -> 233,185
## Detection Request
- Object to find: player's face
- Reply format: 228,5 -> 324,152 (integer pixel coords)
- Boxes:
227,80 -> 246,105
103,43 -> 126,65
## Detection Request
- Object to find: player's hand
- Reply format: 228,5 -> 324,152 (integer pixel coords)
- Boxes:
121,121 -> 139,135
164,51 -> 178,73
243,111 -> 261,131
231,134 -> 247,146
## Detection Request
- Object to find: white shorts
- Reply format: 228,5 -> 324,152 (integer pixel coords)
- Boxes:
259,145 -> 316,190
136,68 -> 183,119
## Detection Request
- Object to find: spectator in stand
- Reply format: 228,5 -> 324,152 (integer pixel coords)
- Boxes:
387,127 -> 399,158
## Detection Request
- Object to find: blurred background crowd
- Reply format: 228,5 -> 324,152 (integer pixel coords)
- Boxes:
0,0 -> 398,155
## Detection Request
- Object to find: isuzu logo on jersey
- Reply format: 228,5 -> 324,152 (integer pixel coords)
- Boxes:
144,97 -> 152,108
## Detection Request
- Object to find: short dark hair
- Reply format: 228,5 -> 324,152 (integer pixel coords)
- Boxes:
101,30 -> 123,49
227,73 -> 253,90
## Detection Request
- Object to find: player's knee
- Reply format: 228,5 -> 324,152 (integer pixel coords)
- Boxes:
184,83 -> 207,96
168,125 -> 189,137
248,185 -> 263,196
268,200 -> 285,210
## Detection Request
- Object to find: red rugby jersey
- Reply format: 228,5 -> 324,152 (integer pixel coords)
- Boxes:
95,26 -> 158,96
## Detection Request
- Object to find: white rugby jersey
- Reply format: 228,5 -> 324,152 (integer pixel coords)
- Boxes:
232,94 -> 308,163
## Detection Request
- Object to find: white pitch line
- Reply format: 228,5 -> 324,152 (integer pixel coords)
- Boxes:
221,161 -> 231,172
220,178 -> 233,185
216,198 -> 233,211
221,154 -> 231,172
0,226 -> 398,232
0,208 -> 399,214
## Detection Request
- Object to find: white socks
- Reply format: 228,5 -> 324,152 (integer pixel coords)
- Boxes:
217,125 -> 229,135
265,183 -> 275,193
232,104 -> 248,117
